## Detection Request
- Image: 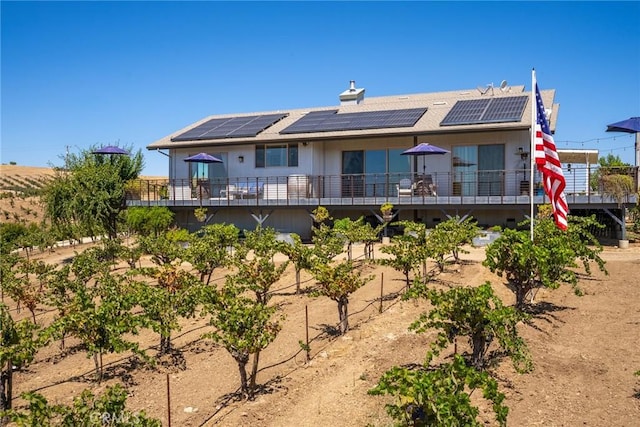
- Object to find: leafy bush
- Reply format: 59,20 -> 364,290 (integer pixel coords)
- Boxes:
310,260 -> 373,335
425,216 -> 480,270
484,215 -> 607,309
410,282 -> 532,372
2,384 -> 160,426
1,303 -> 41,412
125,206 -> 174,237
370,354 -> 508,427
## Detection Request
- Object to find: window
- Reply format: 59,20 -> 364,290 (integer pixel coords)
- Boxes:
255,143 -> 298,167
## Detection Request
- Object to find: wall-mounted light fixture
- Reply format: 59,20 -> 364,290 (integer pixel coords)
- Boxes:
516,147 -> 529,161
567,163 -> 572,173
238,155 -> 244,163
302,141 -> 309,146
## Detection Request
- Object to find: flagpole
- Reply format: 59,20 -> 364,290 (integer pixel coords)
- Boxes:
530,69 -> 536,241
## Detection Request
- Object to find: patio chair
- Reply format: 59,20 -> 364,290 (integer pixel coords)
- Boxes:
396,178 -> 414,197
423,174 -> 437,196
220,184 -> 238,199
415,174 -> 437,196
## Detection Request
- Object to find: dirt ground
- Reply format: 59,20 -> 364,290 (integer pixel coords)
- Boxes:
4,238 -> 640,427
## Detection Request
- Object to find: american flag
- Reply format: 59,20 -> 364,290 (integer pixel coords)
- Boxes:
534,83 -> 568,230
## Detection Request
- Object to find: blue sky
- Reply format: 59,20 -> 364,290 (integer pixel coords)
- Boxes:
2,1 -> 639,176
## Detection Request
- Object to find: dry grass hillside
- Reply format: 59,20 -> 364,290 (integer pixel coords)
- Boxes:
0,165 -> 56,224
0,165 -> 165,225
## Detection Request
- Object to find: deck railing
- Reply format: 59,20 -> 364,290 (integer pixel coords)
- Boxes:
125,166 -> 638,207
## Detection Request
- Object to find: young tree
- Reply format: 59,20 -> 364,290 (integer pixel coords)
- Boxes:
1,303 -> 41,414
138,228 -> 189,267
369,354 -> 508,427
410,282 -> 531,372
124,206 -> 175,238
5,259 -> 53,323
186,223 -> 239,285
426,216 -> 479,270
203,277 -> 283,400
47,269 -> 147,382
0,223 -> 28,256
601,174 -> 636,207
310,260 -> 373,335
484,213 -> 607,309
378,222 -> 425,287
333,217 -> 383,261
280,233 -> 314,294
42,145 -> 144,240
2,384 -> 161,426
133,264 -> 202,354
202,226 -> 288,399
590,154 -> 632,191
234,227 -> 289,304
310,207 -> 344,262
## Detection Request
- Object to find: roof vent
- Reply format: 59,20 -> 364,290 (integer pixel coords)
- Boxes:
339,80 -> 365,105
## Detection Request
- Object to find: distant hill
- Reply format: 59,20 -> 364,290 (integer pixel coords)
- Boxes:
0,164 -> 166,224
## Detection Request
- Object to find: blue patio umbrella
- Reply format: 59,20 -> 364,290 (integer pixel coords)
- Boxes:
606,117 -> 640,167
402,142 -> 449,174
91,145 -> 129,155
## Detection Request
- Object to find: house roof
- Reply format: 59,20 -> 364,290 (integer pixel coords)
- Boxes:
147,85 -> 558,150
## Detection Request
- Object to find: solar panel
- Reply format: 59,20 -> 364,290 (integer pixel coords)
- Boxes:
481,96 -> 529,123
280,111 -> 338,134
280,108 -> 427,134
440,99 -> 490,126
440,96 -> 528,126
171,113 -> 288,141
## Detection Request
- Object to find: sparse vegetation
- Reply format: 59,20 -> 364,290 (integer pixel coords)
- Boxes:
484,212 -> 607,309
0,165 -> 636,426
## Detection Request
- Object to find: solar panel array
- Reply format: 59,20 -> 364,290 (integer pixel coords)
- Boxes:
440,96 -> 528,126
280,108 -> 427,134
171,113 -> 288,141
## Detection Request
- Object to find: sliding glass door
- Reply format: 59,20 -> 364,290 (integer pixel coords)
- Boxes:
452,144 -> 504,196
342,151 -> 364,196
342,148 -> 411,197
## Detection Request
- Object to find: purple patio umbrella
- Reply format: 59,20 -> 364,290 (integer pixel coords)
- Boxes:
184,153 -> 223,202
91,145 -> 129,155
183,152 -> 223,179
401,142 -> 450,174
183,152 -> 223,164
606,117 -> 640,167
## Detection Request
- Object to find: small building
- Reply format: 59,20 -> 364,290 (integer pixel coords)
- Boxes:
130,81 -> 637,239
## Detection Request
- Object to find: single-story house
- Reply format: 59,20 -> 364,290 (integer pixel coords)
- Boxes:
130,81 -> 637,240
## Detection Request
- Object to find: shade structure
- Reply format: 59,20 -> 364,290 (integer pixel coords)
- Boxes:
183,152 -> 223,163
401,142 -> 449,173
606,117 -> 640,168
401,142 -> 450,156
184,153 -> 223,203
606,117 -> 640,134
91,145 -> 129,155
452,156 -> 476,167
